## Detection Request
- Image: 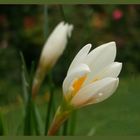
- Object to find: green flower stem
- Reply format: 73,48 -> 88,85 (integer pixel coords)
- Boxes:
47,100 -> 74,136
69,110 -> 77,135
32,63 -> 47,99
47,105 -> 72,136
62,109 -> 77,135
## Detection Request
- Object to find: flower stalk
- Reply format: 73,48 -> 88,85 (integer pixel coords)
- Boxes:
32,62 -> 49,99
47,101 -> 73,136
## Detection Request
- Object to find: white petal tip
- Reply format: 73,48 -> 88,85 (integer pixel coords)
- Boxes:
75,63 -> 91,76
58,21 -> 65,26
84,43 -> 92,50
117,62 -> 122,69
103,41 -> 116,47
114,62 -> 122,75
113,61 -> 122,67
103,41 -> 116,48
109,41 -> 116,45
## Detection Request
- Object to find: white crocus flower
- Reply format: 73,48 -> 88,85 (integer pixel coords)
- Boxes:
32,21 -> 73,98
63,42 -> 122,108
48,42 -> 122,135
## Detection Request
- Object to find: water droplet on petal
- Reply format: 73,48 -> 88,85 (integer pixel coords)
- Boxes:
98,93 -> 103,96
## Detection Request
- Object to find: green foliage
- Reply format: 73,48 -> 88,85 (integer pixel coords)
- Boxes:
0,76 -> 140,135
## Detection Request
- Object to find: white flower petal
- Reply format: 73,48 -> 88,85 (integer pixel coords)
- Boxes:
41,21 -> 73,67
63,64 -> 90,98
67,44 -> 92,74
71,77 -> 119,108
92,62 -> 122,80
86,78 -> 119,106
83,42 -> 117,85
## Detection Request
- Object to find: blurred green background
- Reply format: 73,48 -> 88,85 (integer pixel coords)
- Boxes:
0,5 -> 140,135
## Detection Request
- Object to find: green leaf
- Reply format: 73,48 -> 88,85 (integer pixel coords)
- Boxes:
32,102 -> 44,135
20,54 -> 33,135
20,52 -> 29,103
44,72 -> 55,135
23,100 -> 32,135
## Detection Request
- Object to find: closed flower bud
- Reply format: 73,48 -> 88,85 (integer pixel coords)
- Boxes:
32,21 -> 73,98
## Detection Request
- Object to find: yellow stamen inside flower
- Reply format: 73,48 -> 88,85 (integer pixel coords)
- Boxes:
72,75 -> 86,96
70,76 -> 99,98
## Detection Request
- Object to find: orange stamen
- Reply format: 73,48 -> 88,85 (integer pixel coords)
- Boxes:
70,76 -> 99,98
72,75 -> 86,95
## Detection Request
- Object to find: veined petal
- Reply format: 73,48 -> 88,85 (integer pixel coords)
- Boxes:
91,62 -> 122,82
83,42 -> 116,86
67,44 -> 92,74
71,77 -> 119,108
63,64 -> 90,99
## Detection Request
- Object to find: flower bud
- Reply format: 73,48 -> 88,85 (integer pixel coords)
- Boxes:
32,21 -> 73,98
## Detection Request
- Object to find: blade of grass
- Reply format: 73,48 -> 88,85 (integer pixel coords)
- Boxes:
30,61 -> 46,136
20,52 -> 29,103
22,59 -> 35,135
20,52 -> 32,135
23,81 -> 32,135
23,99 -> 32,135
44,72 -> 55,135
32,102 -> 44,135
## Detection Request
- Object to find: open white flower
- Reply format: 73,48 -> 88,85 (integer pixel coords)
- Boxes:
63,42 -> 122,108
32,21 -> 73,98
